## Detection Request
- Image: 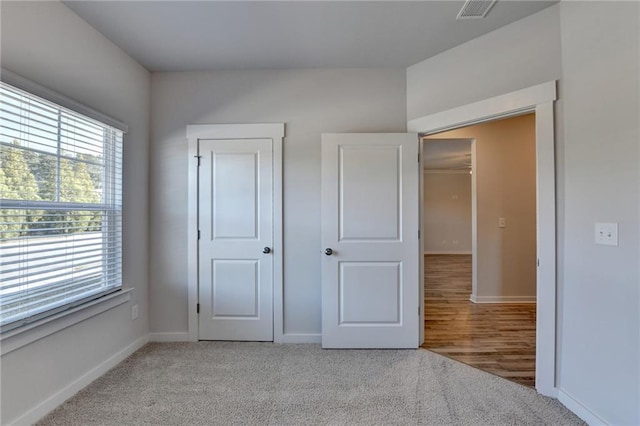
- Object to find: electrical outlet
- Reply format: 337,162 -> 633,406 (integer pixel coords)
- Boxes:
595,223 -> 618,246
498,217 -> 506,228
131,304 -> 139,320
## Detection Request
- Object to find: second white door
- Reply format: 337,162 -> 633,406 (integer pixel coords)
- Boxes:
198,138 -> 273,341
321,133 -> 420,348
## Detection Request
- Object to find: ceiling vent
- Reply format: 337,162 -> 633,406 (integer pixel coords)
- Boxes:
456,0 -> 497,19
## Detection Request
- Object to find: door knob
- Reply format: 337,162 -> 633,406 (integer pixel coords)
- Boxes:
263,247 -> 271,254
324,248 -> 333,256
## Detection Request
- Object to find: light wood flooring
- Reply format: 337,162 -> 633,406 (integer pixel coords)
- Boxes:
422,254 -> 536,388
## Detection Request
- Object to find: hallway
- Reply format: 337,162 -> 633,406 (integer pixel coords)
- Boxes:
422,254 -> 536,388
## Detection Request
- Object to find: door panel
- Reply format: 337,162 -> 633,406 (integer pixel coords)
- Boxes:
339,262 -> 401,324
199,139 -> 273,341
211,260 -> 258,317
340,146 -> 401,241
321,133 -> 419,348
212,153 -> 259,239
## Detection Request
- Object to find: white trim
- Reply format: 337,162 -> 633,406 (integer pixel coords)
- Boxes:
424,251 -> 472,255
419,140 -> 425,346
408,81 -> 558,397
187,130 -> 199,342
148,332 -> 190,342
7,335 -> 148,426
186,123 -> 284,140
272,132 -> 284,344
0,68 -> 128,132
469,295 -> 536,304
533,100 -> 557,396
408,81 -> 556,134
470,140 -> 478,302
1,289 -> 132,356
280,333 -> 322,344
186,123 -> 285,343
558,390 -> 608,426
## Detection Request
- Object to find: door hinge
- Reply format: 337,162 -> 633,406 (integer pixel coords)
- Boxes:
418,230 -> 420,238
197,303 -> 200,314
537,258 -> 540,267
198,230 -> 201,240
418,306 -> 421,316
194,155 -> 202,166
418,153 -> 420,163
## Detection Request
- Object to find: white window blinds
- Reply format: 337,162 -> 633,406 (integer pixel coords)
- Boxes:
0,81 -> 123,331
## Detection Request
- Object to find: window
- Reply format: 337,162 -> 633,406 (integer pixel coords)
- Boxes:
0,81 -> 124,332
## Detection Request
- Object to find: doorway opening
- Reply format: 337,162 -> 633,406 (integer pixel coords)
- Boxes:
421,114 -> 537,388
411,81 -> 557,396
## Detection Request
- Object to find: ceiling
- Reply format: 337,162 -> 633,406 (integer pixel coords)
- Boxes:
63,1 -> 556,72
423,139 -> 472,170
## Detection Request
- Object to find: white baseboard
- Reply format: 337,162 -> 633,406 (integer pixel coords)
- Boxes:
149,332 -> 190,342
148,332 -> 320,344
280,333 -> 322,344
424,251 -> 472,255
469,295 -> 536,304
557,389 -> 608,425
9,334 -> 149,426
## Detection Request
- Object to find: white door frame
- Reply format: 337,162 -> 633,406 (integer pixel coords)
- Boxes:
409,81 -> 557,397
186,123 -> 285,342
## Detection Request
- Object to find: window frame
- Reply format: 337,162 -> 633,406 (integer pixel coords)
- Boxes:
0,69 -> 129,352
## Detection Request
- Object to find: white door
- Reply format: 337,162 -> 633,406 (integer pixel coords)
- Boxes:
321,133 -> 420,348
198,139 -> 273,341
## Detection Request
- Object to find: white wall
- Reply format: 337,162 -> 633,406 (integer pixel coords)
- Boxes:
0,2 -> 150,423
423,172 -> 472,254
426,115 -> 537,300
408,3 -> 640,424
407,4 -> 561,121
149,70 -> 406,337
558,2 -> 639,424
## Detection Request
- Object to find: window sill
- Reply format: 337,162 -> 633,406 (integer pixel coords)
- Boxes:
0,289 -> 132,356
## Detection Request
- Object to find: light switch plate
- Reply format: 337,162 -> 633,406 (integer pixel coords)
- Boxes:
595,223 -> 618,246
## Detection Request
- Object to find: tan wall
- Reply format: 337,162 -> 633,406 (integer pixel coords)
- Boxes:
423,172 -> 472,253
427,114 -> 536,300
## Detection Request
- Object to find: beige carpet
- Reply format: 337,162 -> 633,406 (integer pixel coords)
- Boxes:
39,342 -> 584,425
